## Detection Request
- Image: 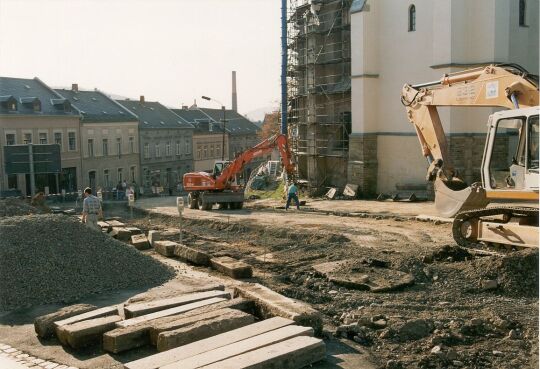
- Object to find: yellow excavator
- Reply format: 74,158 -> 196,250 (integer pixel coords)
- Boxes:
401,64 -> 539,250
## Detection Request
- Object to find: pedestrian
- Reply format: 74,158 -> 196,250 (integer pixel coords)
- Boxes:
82,187 -> 102,231
285,181 -> 300,210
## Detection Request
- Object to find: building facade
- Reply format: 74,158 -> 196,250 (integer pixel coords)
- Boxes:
117,97 -> 194,193
0,77 -> 82,195
348,0 -> 539,195
56,85 -> 140,192
172,108 -> 229,172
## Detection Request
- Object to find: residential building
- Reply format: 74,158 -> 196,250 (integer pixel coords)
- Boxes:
172,107 -> 229,172
56,85 -> 140,191
287,0 -> 352,191
348,0 -> 539,195
117,97 -> 194,193
197,107 -> 262,180
0,77 -> 81,195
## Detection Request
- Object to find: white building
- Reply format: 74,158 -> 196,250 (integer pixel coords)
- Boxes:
348,0 -> 539,195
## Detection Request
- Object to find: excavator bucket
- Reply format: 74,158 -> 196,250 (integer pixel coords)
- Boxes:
434,178 -> 489,218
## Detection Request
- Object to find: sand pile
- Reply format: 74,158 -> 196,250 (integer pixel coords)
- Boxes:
0,214 -> 174,310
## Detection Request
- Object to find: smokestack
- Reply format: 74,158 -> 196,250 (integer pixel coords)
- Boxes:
71,83 -> 78,92
139,95 -> 145,104
232,71 -> 238,112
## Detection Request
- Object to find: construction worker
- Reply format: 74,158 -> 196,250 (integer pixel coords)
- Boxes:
285,181 -> 300,210
82,187 -> 103,230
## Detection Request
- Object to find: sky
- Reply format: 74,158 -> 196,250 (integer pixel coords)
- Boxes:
0,0 -> 282,120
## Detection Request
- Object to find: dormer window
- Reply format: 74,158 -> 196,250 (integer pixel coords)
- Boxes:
0,96 -> 17,111
20,97 -> 41,112
51,98 -> 71,112
9,101 -> 16,111
33,100 -> 41,112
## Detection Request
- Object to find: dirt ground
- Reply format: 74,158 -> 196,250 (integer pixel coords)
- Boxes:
129,196 -> 539,369
0,196 -> 537,369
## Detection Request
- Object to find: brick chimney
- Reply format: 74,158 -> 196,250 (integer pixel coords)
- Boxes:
71,83 -> 78,92
139,95 -> 145,104
232,71 -> 238,112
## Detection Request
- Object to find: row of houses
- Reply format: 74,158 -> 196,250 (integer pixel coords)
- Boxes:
0,77 -> 261,196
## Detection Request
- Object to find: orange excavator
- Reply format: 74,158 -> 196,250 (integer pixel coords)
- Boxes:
183,134 -> 295,210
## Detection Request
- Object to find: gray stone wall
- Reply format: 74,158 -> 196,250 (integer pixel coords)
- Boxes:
347,133 -> 378,197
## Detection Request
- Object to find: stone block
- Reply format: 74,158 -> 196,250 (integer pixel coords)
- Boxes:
34,304 -> 97,338
125,227 -> 142,235
211,256 -> 252,279
110,227 -> 131,242
156,309 -> 255,352
154,240 -> 177,257
61,315 -> 122,349
147,230 -> 161,247
234,283 -> 323,335
131,234 -> 150,250
55,305 -> 119,344
174,244 -> 211,266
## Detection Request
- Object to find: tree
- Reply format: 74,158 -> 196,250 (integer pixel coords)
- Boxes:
258,111 -> 280,140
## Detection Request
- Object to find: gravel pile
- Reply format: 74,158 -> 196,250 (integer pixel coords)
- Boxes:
0,198 -> 40,217
0,214 -> 174,311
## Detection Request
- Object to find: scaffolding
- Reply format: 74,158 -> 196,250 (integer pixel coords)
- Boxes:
287,0 -> 352,190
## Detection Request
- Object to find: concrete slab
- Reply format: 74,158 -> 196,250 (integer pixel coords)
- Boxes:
61,315 -> 122,349
54,305 -> 119,344
110,227 -> 131,242
147,230 -> 161,247
118,297 -> 228,328
174,244 -> 211,266
161,325 -> 313,369
154,240 -> 177,257
156,309 -> 255,352
211,256 -> 253,279
124,317 -> 294,369
104,298 -> 254,353
234,283 -> 323,335
130,234 -> 150,250
34,304 -> 97,338
198,335 -> 326,369
124,290 -> 230,318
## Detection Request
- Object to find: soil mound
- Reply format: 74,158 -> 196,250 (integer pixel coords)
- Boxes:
0,214 -> 174,310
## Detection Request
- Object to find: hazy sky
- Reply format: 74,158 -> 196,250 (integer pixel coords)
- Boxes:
0,0 -> 282,118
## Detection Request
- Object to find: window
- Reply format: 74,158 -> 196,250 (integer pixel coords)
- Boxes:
519,0 -> 526,26
88,139 -> 94,157
166,141 -> 171,156
203,145 -> 208,159
6,134 -> 15,145
117,168 -> 123,182
210,145 -> 214,158
216,144 -> 221,158
39,132 -> 47,144
176,141 -> 181,156
185,138 -> 191,154
116,138 -> 122,157
33,101 -> 41,112
130,166 -> 136,182
9,101 -> 16,111
102,139 -> 108,156
23,133 -> 32,144
197,146 -> 202,160
129,136 -> 134,154
68,132 -> 76,151
54,132 -> 62,147
408,4 -> 416,32
104,169 -> 110,188
155,144 -> 161,158
144,143 -> 150,159
528,115 -> 539,170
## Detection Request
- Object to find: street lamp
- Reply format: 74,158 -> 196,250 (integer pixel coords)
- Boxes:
201,96 -> 227,161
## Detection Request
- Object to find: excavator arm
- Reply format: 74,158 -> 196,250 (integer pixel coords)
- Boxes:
401,64 -> 539,216
216,134 -> 295,188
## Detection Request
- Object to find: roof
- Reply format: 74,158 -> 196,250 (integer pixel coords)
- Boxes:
350,0 -> 367,14
172,108 -> 226,134
116,100 -> 194,130
55,89 -> 138,123
0,77 -> 78,117
197,108 -> 260,136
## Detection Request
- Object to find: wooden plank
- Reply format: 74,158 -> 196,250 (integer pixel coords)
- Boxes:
156,309 -> 255,352
54,305 -> 119,345
62,315 -> 122,349
161,325 -> 313,369
123,317 -> 294,369
198,336 -> 326,369
34,304 -> 97,338
124,290 -> 231,318
118,297 -> 228,328
211,256 -> 252,279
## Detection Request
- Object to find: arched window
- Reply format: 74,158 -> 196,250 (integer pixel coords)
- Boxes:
519,0 -> 526,26
408,5 -> 416,32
